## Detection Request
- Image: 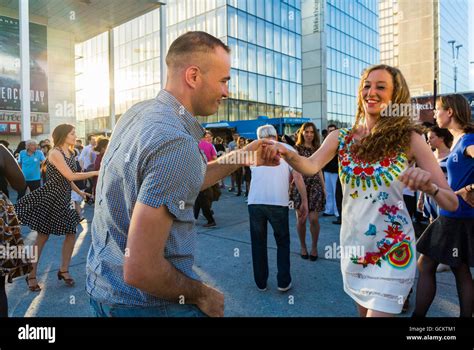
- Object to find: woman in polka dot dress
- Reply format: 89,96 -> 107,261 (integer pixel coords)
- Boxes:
15,124 -> 99,292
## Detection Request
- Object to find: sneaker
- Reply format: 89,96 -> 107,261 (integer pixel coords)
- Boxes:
257,286 -> 267,292
203,222 -> 216,228
228,187 -> 235,192
278,282 -> 292,292
322,213 -> 334,217
332,218 -> 341,225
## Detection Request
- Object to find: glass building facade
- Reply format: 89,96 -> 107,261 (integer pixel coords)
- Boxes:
379,0 -> 471,97
438,0 -> 470,93
221,0 -> 303,124
75,33 -> 110,137
75,0 -> 303,137
326,0 -> 379,127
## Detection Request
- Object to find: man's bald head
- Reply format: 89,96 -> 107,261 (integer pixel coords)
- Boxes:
166,31 -> 230,73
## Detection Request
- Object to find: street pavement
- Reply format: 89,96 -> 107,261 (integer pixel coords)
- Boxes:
6,183 -> 468,317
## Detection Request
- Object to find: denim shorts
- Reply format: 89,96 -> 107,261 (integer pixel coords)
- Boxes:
89,298 -> 208,317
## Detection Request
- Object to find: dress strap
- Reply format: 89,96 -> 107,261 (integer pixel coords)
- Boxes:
54,147 -> 72,159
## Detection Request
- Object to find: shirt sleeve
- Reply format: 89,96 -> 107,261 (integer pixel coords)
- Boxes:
137,136 -> 203,220
18,151 -> 23,165
78,148 -> 86,163
38,151 -> 46,162
461,133 -> 474,156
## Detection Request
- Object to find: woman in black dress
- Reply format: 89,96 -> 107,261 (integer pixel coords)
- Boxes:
15,124 -> 99,292
0,144 -> 26,316
290,122 -> 326,261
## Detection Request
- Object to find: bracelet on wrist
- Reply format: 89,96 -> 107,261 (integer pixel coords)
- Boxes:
428,184 -> 440,197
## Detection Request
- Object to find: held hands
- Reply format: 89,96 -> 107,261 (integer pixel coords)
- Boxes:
455,187 -> 474,208
243,139 -> 288,167
398,167 -> 435,193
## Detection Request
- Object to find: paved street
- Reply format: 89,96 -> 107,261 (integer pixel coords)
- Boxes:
7,182 -> 468,317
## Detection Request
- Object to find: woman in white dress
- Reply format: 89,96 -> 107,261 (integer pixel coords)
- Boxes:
260,64 -> 459,316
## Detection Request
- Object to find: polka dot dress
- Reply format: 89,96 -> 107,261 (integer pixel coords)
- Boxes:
15,148 -> 81,235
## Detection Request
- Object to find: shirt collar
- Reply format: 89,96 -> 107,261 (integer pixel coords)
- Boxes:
156,90 -> 205,142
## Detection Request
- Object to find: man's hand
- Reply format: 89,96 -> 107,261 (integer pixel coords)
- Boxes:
455,187 -> 474,208
196,284 -> 224,317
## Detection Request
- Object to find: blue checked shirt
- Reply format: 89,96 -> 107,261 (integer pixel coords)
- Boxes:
86,90 -> 207,307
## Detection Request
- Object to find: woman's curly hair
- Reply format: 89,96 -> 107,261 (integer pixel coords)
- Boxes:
350,64 -> 423,163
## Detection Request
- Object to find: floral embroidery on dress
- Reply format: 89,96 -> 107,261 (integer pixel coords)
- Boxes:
338,129 -> 408,191
350,194 -> 413,270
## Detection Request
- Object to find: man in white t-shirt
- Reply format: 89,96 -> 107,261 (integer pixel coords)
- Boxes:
247,125 -> 308,292
78,135 -> 97,193
79,135 -> 97,171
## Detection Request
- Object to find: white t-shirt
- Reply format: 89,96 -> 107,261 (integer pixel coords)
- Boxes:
78,144 -> 97,170
247,144 -> 295,207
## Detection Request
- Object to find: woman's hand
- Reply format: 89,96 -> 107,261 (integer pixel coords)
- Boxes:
455,187 -> 474,208
81,191 -> 92,201
297,201 -> 308,221
398,167 -> 434,193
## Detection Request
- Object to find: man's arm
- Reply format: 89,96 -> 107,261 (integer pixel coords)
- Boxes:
123,203 -> 224,316
201,158 -> 241,190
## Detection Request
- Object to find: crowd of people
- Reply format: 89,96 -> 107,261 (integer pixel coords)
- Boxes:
0,31 -> 472,318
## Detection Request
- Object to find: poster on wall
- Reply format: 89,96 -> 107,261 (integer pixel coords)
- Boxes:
0,15 -> 48,113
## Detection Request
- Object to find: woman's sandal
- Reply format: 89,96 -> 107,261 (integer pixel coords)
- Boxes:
57,270 -> 75,287
25,276 -> 41,292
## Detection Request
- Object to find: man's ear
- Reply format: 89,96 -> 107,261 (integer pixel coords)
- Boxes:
184,66 -> 200,89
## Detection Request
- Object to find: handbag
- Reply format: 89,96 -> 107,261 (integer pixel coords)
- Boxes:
0,192 -> 32,283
